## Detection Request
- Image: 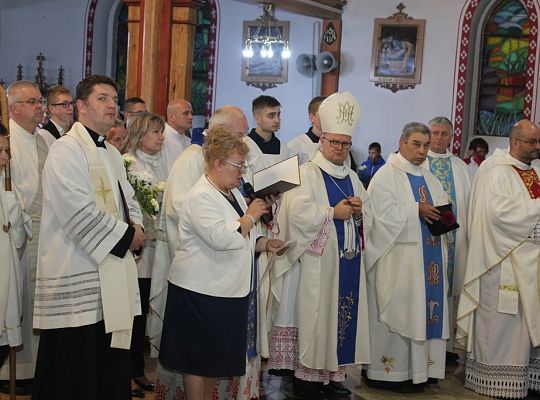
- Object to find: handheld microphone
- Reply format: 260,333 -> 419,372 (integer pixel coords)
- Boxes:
243,182 -> 272,225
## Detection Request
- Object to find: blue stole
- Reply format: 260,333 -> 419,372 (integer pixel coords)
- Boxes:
238,177 -> 247,197
246,284 -> 257,359
228,194 -> 257,359
246,224 -> 257,359
428,155 -> 457,295
406,173 -> 445,339
321,170 -> 360,365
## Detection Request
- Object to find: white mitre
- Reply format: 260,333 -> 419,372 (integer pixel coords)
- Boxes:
318,91 -> 361,137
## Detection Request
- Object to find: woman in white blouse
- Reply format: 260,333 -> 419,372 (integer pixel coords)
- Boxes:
159,127 -> 286,400
123,112 -> 167,397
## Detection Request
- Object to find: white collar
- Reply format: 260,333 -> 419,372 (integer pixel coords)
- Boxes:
388,152 -> 425,176
10,118 -> 36,138
427,149 -> 453,159
310,150 -> 350,179
494,153 -> 534,170
50,118 -> 66,135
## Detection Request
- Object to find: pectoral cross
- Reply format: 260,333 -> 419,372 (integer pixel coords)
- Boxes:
2,222 -> 10,233
96,177 -> 111,204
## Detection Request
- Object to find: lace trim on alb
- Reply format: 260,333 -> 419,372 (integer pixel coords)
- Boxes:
268,326 -> 346,383
465,357 -> 532,399
528,358 -> 540,391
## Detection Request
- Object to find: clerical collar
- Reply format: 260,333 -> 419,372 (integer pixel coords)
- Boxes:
388,152 -> 424,176
305,127 -> 319,143
427,149 -> 452,158
311,150 -> 349,179
510,154 -> 532,168
85,126 -> 107,148
248,128 -> 281,154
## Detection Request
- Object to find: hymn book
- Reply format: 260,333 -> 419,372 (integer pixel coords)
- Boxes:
253,155 -> 301,198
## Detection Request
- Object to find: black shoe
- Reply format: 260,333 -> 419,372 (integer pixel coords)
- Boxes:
364,377 -> 395,391
293,377 -> 326,399
133,377 -> 154,391
324,380 -> 351,396
131,388 -> 145,398
446,351 -> 459,366
0,379 -> 33,396
364,378 -> 424,394
426,377 -> 439,385
392,381 -> 425,394
268,368 -> 294,377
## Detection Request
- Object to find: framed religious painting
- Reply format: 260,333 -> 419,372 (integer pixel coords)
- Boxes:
241,19 -> 289,91
370,3 -> 426,93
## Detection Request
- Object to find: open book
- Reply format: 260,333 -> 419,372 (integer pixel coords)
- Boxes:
253,155 -> 300,198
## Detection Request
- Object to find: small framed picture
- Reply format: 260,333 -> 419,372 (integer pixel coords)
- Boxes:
370,8 -> 425,92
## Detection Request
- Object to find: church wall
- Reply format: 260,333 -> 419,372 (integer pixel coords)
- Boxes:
0,0 -> 534,159
215,0 -> 322,142
340,0 -> 467,160
0,0 -> 87,93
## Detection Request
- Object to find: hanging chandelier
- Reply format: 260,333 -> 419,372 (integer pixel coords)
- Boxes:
242,3 -> 291,59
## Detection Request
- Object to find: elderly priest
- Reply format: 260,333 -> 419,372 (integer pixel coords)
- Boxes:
365,122 -> 450,393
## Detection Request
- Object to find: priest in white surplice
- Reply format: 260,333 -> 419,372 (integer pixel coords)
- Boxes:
0,81 -> 47,387
268,92 -> 371,399
365,122 -> 450,393
424,117 -> 471,359
286,96 -> 356,171
161,99 -> 192,175
0,126 -> 26,370
286,96 -> 326,165
32,75 -> 145,400
456,120 -> 540,399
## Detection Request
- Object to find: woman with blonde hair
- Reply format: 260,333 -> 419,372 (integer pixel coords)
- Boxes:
158,127 -> 286,400
123,112 -> 167,397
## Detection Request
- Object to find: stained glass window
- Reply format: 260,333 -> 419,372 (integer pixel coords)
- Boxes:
475,0 -> 529,136
191,1 -> 212,117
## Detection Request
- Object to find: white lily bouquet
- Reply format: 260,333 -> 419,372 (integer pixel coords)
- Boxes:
124,155 -> 165,217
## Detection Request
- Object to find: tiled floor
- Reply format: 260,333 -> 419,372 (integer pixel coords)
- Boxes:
260,365 -> 540,400
2,359 -> 540,399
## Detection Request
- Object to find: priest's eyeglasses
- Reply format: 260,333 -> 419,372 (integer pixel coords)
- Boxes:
50,101 -> 75,108
224,160 -> 248,173
14,98 -> 47,107
321,137 -> 353,149
513,138 -> 540,146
